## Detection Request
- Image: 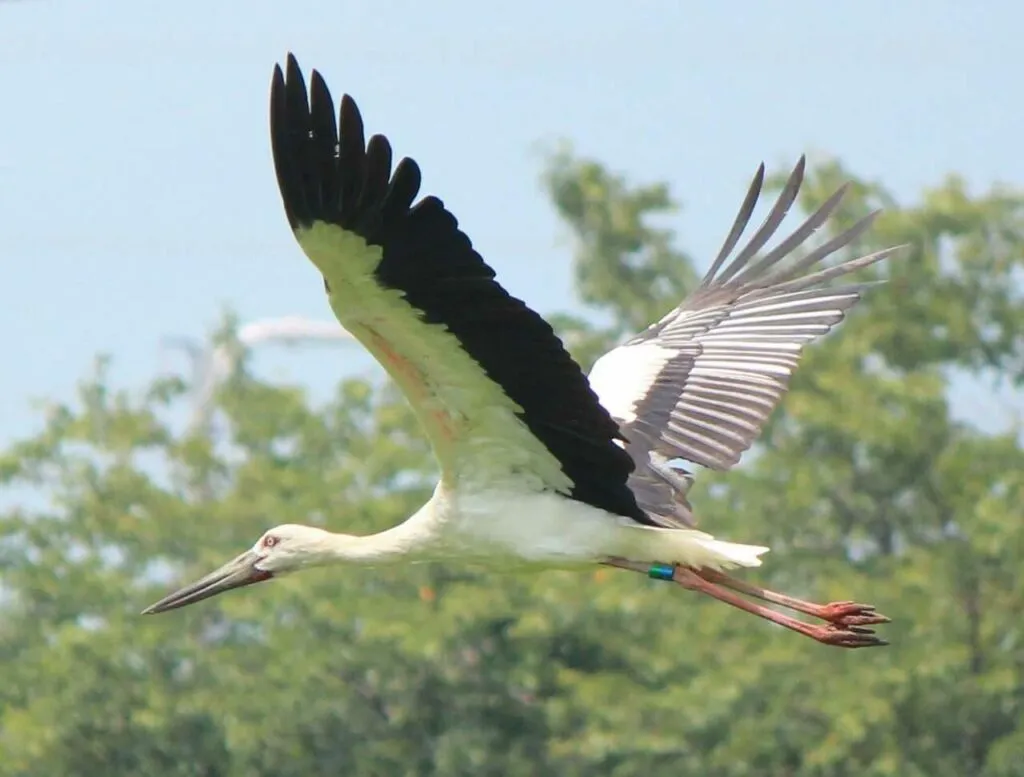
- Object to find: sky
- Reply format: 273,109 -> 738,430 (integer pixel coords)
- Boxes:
1,0 -> 1022,447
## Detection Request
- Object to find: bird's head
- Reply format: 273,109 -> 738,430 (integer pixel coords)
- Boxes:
142,524 -> 334,615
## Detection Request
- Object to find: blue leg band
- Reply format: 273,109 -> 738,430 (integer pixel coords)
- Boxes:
647,563 -> 675,581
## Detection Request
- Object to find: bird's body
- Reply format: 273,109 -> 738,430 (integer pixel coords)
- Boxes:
281,485 -> 766,572
145,54 -> 900,648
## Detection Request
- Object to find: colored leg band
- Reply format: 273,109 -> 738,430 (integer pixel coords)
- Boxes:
647,563 -> 675,581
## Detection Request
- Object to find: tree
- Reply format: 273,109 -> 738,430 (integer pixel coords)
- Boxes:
1,147 -> 1022,775
543,146 -> 1024,776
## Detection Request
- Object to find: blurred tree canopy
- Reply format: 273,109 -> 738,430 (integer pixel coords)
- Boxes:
1,149 -> 1023,776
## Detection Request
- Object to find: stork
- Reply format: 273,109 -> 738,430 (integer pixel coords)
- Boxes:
144,54 -> 900,648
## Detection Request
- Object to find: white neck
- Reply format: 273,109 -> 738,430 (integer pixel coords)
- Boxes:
314,500 -> 441,565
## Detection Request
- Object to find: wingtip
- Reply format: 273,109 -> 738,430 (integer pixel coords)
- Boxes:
285,52 -> 306,93
340,93 -> 359,113
272,52 -> 304,91
788,154 -> 807,185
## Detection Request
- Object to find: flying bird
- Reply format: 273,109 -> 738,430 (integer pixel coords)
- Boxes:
144,54 -> 900,648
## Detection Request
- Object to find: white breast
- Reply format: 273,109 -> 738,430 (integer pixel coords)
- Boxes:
436,486 -> 626,569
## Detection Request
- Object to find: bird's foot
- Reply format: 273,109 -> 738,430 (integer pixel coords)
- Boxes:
811,624 -> 889,649
601,558 -> 892,649
695,568 -> 892,632
815,601 -> 891,628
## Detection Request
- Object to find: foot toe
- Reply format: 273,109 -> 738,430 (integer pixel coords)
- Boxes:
820,601 -> 892,627
818,625 -> 889,649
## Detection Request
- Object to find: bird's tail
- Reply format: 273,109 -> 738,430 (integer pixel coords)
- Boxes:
626,526 -> 769,572
684,532 -> 769,569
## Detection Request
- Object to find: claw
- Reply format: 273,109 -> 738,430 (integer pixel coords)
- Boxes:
817,625 -> 889,649
818,601 -> 892,628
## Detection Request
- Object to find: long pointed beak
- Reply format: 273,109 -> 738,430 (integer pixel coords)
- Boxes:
142,550 -> 273,614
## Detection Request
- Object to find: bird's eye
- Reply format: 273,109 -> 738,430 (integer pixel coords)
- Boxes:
262,535 -> 278,548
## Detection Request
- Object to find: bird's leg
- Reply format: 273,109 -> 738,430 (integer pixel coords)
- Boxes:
694,567 -> 891,628
602,559 -> 888,649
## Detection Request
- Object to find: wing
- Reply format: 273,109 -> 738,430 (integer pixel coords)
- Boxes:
269,54 -> 651,525
588,157 -> 902,527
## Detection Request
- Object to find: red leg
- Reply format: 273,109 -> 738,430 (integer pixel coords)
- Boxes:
697,568 -> 891,628
670,567 -> 886,648
602,559 -> 888,649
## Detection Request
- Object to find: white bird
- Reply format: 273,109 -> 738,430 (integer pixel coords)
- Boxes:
145,54 -> 901,648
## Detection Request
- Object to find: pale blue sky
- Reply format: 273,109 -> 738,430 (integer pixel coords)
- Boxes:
2,0 -> 1022,446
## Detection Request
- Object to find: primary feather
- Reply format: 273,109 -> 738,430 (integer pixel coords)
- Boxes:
589,158 -> 901,528
269,54 -> 652,525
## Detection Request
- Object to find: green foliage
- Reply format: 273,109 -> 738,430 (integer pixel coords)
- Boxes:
2,146 -> 1023,775
542,142 -> 698,343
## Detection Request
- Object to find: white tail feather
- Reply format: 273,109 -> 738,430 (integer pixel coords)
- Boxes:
625,526 -> 769,571
689,534 -> 769,570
